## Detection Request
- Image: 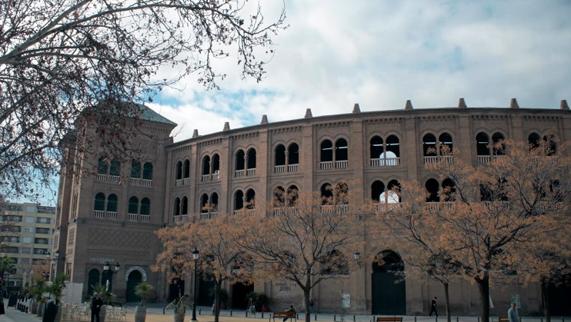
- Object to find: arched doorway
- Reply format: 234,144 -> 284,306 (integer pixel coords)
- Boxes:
372,250 -> 406,315
198,273 -> 216,306
87,269 -> 100,297
548,273 -> 571,315
126,270 -> 143,303
231,282 -> 254,309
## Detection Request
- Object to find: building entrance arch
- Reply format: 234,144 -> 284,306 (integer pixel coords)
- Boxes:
231,282 -> 254,309
371,250 -> 406,315
126,270 -> 143,303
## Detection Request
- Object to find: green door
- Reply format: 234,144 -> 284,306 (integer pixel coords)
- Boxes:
126,271 -> 143,303
371,250 -> 406,315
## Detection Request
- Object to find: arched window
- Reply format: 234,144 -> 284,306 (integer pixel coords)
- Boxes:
109,159 -> 120,176
386,135 -> 400,158
288,143 -> 299,165
543,134 -> 557,156
335,138 -> 348,161
181,197 -> 188,215
370,136 -> 383,159
528,132 -> 541,150
143,162 -> 153,180
320,140 -> 333,162
480,184 -> 492,201
371,181 -> 385,202
212,154 -> 220,173
174,198 -> 181,216
200,194 -> 209,213
87,269 -> 100,296
287,185 -> 299,206
131,160 -> 141,178
275,145 -> 286,166
128,196 -> 139,214
175,161 -> 182,180
425,179 -> 440,202
320,249 -> 349,275
335,182 -> 349,205
423,134 -> 437,156
476,132 -> 490,156
94,193 -> 106,210
234,190 -> 244,210
98,158 -> 108,175
245,189 -> 256,209
183,159 -> 190,178
140,198 -> 150,215
320,183 -> 334,205
235,150 -> 245,170
442,178 -> 456,202
439,133 -> 453,154
210,193 -> 219,211
247,148 -> 256,169
382,180 -> 401,203
273,186 -> 286,207
202,156 -> 211,175
106,194 -> 118,212
491,132 -> 505,155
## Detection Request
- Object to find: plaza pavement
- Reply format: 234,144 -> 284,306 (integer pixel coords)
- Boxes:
1,302 -> 568,322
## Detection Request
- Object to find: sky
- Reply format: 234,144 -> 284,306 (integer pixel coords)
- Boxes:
15,0 -> 571,206
148,0 -> 571,142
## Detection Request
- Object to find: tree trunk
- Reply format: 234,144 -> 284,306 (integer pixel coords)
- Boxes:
476,273 -> 490,322
303,288 -> 311,322
541,278 -> 551,322
214,282 -> 222,322
443,282 -> 451,322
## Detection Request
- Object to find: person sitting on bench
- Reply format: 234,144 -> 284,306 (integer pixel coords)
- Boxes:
283,305 -> 296,322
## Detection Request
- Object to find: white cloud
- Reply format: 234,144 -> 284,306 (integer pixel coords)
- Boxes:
151,0 -> 571,142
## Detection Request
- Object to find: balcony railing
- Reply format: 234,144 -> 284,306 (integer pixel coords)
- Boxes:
319,160 -> 349,170
96,174 -> 120,184
374,203 -> 402,213
287,164 -> 299,172
129,178 -> 152,187
199,211 -> 218,220
201,172 -> 221,182
175,178 -> 191,186
234,169 -> 245,177
246,168 -> 256,176
424,202 -> 456,211
92,210 -> 119,220
319,161 -> 333,170
271,207 -> 299,217
274,165 -> 286,173
369,157 -> 400,167
128,213 -> 151,223
335,160 -> 349,169
319,204 -> 349,215
233,208 -> 257,216
174,215 -> 191,224
424,156 -> 454,166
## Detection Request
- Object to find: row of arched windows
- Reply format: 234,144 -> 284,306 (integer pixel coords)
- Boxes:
131,160 -> 153,180
128,196 -> 151,215
174,197 -> 189,216
236,148 -> 256,170
200,193 -> 219,213
476,132 -> 505,156
175,160 -> 190,180
98,158 -> 121,176
93,193 -> 152,214
273,185 -> 299,207
94,193 -> 118,212
234,189 -> 256,210
371,180 -> 401,203
202,154 -> 220,175
320,139 -> 348,162
425,178 -> 456,202
320,182 -> 349,205
275,143 -> 299,166
423,133 -> 453,156
528,132 -> 557,155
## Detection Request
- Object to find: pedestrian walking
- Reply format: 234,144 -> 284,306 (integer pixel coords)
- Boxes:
429,296 -> 438,317
508,302 -> 519,322
91,293 -> 103,322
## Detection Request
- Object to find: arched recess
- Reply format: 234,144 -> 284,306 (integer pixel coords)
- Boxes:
371,250 -> 406,315
175,161 -> 183,180
528,132 -> 541,150
234,190 -> 244,210
275,145 -> 286,166
371,180 -> 385,202
202,156 -> 211,175
491,132 -> 506,155
245,189 -> 256,209
94,193 -> 106,211
320,183 -> 334,205
126,270 -> 143,303
439,132 -> 453,154
181,197 -> 188,215
423,133 -> 437,156
273,186 -> 286,207
107,194 -> 118,212
183,159 -> 190,178
174,198 -> 180,216
442,178 -> 456,201
425,179 -> 440,202
109,159 -> 121,176
320,140 -> 333,162
235,150 -> 245,170
287,185 -> 299,206
382,180 -> 401,203
131,160 -> 142,178
212,154 -> 220,173
98,158 -> 108,174
288,143 -> 299,165
476,132 -> 490,156
140,198 -> 150,215
210,193 -> 219,211
143,162 -> 153,179
370,136 -> 383,159
335,138 -> 348,161
335,182 -> 349,205
87,268 -> 100,296
246,148 -> 256,169
128,196 -> 139,214
200,194 -> 209,213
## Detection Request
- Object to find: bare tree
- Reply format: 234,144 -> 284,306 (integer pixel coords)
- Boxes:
239,192 -> 357,322
380,141 -> 569,322
0,0 -> 286,197
154,214 -> 253,322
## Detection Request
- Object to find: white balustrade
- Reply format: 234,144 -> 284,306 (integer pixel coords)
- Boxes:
92,210 -> 118,220
246,168 -> 256,176
96,174 -> 120,184
274,165 -> 286,173
335,160 -> 349,169
128,213 -> 151,223
369,158 -> 400,167
319,161 -> 333,170
287,164 -> 299,172
234,169 -> 245,177
129,177 -> 152,187
174,215 -> 190,224
424,156 -> 454,166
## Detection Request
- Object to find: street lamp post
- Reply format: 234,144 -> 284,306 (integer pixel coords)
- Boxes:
191,248 -> 200,322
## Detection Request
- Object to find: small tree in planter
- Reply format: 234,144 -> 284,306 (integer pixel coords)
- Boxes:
43,274 -> 67,322
164,294 -> 189,322
92,284 -> 116,322
134,282 -> 155,322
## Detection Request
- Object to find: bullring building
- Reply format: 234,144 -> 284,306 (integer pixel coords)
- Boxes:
52,98 -> 571,315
